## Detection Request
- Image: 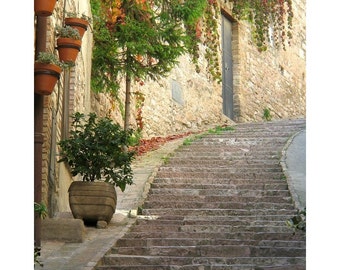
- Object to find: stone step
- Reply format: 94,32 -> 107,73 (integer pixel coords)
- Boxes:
166,158 -> 280,166
117,230 -> 305,242
153,178 -> 288,185
135,217 -> 289,227
97,254 -> 306,269
145,194 -> 292,203
115,237 -> 306,249
127,224 -> 293,234
150,183 -> 289,191
158,166 -> 283,173
137,214 -> 300,223
141,208 -> 297,217
110,244 -> 305,257
148,188 -> 291,197
142,200 -> 295,210
173,149 -> 282,156
154,171 -> 285,179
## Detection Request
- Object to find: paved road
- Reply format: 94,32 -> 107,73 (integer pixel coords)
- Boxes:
282,129 -> 306,210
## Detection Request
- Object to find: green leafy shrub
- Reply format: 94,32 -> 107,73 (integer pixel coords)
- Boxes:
58,112 -> 135,192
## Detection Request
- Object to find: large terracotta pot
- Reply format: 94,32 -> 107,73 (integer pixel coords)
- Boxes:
68,181 -> 117,227
34,62 -> 62,95
65,18 -> 89,38
57,38 -> 82,63
34,0 -> 57,17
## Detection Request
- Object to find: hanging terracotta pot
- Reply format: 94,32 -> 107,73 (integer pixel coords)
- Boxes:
65,18 -> 89,38
57,38 -> 82,63
34,0 -> 57,17
34,62 -> 62,95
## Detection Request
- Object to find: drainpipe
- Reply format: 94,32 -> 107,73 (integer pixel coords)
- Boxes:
34,16 -> 47,248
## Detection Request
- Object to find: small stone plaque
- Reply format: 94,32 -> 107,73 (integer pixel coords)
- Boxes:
171,80 -> 184,105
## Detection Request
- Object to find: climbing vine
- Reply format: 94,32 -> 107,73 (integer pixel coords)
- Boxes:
231,0 -> 293,51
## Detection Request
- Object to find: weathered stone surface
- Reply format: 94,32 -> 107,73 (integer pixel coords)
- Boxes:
41,218 -> 86,243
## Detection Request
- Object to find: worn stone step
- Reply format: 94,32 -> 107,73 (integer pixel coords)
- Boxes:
115,237 -> 305,249
153,178 -> 288,185
166,158 -> 280,166
135,218 -> 289,228
148,188 -> 291,197
150,183 -> 289,191
110,244 -> 305,258
172,150 -> 282,157
98,254 -> 306,268
128,223 -> 293,234
117,230 -> 305,242
145,194 -> 292,203
154,171 -> 285,180
158,166 -> 283,173
142,200 -> 294,211
141,208 -> 297,217
135,214 -> 301,226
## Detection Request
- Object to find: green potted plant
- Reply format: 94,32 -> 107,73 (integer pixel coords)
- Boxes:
64,12 -> 92,38
34,52 -> 64,95
58,112 -> 135,228
56,25 -> 82,64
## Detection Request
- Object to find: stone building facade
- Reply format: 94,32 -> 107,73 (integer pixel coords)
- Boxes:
36,0 -> 306,216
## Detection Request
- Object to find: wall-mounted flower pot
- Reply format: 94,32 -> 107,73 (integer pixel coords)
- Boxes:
57,38 -> 82,63
34,63 -> 62,95
65,18 -> 89,38
34,0 -> 57,17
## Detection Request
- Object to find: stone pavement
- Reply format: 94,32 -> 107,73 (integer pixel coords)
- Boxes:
35,119 -> 306,270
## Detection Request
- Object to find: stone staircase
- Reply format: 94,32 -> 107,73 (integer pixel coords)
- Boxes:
95,119 -> 306,270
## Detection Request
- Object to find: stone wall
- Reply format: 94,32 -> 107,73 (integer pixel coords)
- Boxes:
230,0 -> 306,122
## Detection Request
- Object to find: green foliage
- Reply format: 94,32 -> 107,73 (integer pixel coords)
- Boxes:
263,107 -> 272,121
161,156 -> 170,165
232,0 -> 293,50
66,11 -> 92,23
183,138 -> 194,145
58,112 -> 135,192
35,52 -> 65,68
128,128 -> 143,147
34,245 -> 43,267
34,202 -> 48,267
208,125 -> 235,134
90,0 -> 207,94
57,25 -> 81,40
34,202 -> 48,219
286,208 -> 306,234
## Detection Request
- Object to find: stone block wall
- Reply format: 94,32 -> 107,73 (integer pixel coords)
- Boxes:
230,0 -> 306,122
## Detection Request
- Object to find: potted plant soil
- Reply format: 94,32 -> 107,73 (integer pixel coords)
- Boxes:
58,112 -> 135,228
64,12 -> 92,38
56,25 -> 82,64
34,52 -> 63,95
34,0 -> 57,16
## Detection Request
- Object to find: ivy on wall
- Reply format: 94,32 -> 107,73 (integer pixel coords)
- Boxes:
231,0 -> 293,51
